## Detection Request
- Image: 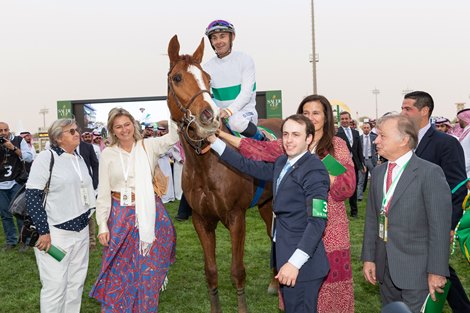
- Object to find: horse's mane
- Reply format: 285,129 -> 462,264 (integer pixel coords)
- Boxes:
169,54 -> 198,75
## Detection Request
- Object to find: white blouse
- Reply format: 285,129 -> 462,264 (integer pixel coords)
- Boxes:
96,121 -> 179,234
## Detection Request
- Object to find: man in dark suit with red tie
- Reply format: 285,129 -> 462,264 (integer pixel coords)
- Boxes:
401,91 -> 470,313
208,114 -> 330,313
336,111 -> 364,217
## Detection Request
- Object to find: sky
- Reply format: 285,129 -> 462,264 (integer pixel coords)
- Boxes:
1,0 -> 469,133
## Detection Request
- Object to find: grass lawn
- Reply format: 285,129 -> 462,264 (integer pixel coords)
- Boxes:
0,195 -> 468,312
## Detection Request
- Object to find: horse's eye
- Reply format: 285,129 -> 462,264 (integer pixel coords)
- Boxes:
173,74 -> 182,83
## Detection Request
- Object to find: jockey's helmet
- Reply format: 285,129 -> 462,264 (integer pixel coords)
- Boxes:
205,20 -> 235,38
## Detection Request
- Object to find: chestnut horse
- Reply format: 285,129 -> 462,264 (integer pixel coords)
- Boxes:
167,35 -> 281,313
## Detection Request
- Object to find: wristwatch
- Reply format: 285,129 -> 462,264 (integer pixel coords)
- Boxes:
13,147 -> 18,152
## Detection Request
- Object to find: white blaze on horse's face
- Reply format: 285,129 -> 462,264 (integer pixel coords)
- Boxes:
187,65 -> 219,118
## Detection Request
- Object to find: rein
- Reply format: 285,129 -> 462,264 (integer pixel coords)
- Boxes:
167,63 -> 213,155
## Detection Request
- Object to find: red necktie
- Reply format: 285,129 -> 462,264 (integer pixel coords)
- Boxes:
386,162 -> 397,192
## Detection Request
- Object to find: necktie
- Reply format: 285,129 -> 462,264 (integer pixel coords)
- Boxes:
386,162 -> 397,192
346,128 -> 353,146
364,135 -> 369,158
276,162 -> 292,189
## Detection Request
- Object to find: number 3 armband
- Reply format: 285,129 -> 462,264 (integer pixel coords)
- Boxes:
307,198 -> 328,219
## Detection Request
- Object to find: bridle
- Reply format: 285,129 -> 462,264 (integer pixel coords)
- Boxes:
167,61 -> 213,155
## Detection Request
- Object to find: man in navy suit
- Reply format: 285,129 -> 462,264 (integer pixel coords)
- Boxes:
401,91 -> 470,313
336,111 -> 364,217
208,114 -> 330,313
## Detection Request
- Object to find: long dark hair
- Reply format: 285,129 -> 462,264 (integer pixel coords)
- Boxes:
296,95 -> 335,158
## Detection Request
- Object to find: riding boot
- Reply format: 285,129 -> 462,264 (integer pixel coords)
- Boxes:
175,193 -> 192,221
241,122 -> 269,141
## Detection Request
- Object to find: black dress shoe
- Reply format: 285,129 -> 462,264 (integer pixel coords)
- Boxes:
175,215 -> 189,222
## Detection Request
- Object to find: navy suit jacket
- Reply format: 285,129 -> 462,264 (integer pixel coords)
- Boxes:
337,127 -> 364,171
78,141 -> 99,190
219,147 -> 330,282
415,126 -> 466,229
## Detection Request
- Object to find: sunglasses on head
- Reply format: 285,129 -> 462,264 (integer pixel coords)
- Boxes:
63,128 -> 80,135
208,20 -> 232,28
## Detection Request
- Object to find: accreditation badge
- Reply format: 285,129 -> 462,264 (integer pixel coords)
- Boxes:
80,186 -> 90,206
379,212 -> 388,241
120,187 -> 132,206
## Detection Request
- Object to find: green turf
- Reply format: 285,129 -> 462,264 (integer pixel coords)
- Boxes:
0,196 -> 468,312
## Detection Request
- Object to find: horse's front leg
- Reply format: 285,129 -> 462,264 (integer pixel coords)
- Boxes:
228,209 -> 248,313
192,212 -> 222,313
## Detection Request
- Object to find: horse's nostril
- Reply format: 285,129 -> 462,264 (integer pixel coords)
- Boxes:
200,109 -> 214,124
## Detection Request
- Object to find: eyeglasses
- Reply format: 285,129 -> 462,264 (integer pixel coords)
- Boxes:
63,128 -> 80,135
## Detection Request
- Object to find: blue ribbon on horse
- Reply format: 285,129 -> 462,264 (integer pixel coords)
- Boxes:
249,180 -> 266,208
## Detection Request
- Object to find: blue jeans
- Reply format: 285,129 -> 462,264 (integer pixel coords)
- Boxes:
0,183 -> 24,245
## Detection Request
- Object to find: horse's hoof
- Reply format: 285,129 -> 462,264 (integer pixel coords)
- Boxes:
236,288 -> 248,313
209,288 -> 222,313
267,285 -> 278,295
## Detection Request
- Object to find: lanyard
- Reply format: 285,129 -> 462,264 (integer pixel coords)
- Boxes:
118,144 -> 134,185
70,154 -> 83,184
381,160 -> 409,214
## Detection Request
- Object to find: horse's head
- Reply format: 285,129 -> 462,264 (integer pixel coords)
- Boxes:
167,35 -> 220,141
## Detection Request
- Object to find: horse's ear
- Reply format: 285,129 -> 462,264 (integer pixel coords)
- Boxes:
168,35 -> 180,67
192,38 -> 205,64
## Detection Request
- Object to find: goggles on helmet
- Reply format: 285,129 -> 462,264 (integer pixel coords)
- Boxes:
205,20 -> 235,37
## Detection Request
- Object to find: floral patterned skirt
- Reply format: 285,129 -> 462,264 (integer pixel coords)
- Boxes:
90,198 -> 176,313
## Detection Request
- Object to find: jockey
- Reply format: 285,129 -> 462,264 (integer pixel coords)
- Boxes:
203,19 -> 267,141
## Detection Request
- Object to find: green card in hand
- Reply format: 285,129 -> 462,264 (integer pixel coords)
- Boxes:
420,280 -> 451,313
322,154 -> 346,176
